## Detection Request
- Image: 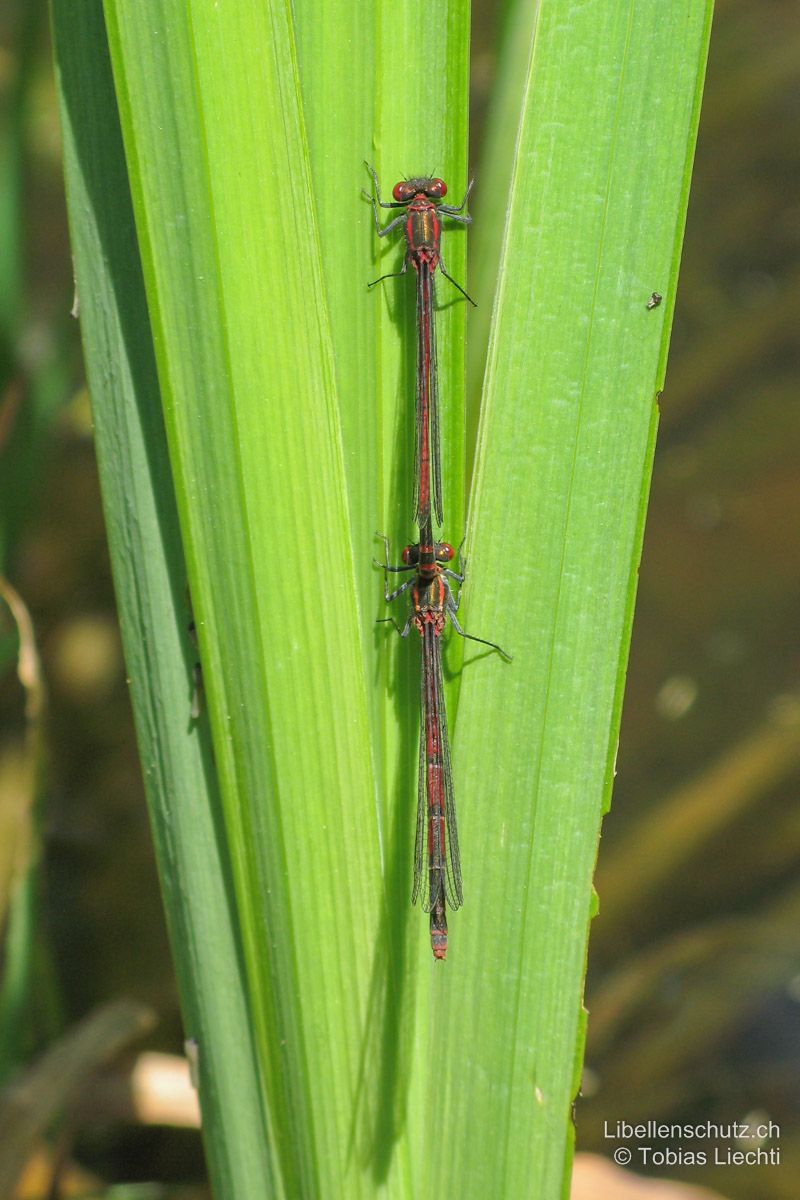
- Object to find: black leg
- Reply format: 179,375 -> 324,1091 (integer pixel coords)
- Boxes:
439,179 -> 474,214
438,253 -> 477,307
364,161 -> 403,210
363,197 -> 407,239
449,608 -> 512,661
367,257 -> 409,289
374,533 -> 414,603
377,614 -> 413,638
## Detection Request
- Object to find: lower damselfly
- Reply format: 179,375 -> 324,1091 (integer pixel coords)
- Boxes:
376,529 -> 510,959
365,163 -> 476,529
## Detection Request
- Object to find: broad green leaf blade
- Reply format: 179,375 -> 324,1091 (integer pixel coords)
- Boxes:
296,0 -> 471,626
296,0 -> 473,822
102,1 -> 381,1194
50,5 -> 274,1196
296,7 -> 474,1183
366,0 -> 473,543
439,2 -> 714,1197
298,0 -> 475,535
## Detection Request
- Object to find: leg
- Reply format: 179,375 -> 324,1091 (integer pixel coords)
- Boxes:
438,252 -> 477,307
374,532 -> 403,570
362,194 -> 407,238
449,607 -> 512,661
374,533 -> 414,603
438,179 -> 474,215
364,161 -> 403,210
377,614 -> 413,638
456,537 -> 467,575
443,539 -> 465,603
367,257 -> 409,289
384,577 -> 414,604
443,572 -> 463,612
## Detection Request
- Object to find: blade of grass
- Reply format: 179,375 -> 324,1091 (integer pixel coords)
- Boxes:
51,5 -> 276,1194
437,2 -> 714,1196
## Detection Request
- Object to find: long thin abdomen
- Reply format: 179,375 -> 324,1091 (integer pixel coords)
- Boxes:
414,263 -> 442,527
421,619 -> 454,958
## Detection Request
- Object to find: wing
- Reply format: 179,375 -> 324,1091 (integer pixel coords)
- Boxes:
414,263 -> 443,527
412,622 -> 463,912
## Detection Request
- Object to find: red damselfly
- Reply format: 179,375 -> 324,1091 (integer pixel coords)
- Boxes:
376,530 -> 510,959
365,163 -> 476,528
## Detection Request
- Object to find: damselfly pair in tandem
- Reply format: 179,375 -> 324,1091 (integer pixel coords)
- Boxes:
367,165 -> 511,960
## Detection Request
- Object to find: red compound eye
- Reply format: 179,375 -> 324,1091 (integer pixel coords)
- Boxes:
401,546 -> 412,564
438,542 -> 455,562
427,178 -> 447,199
392,181 -> 414,202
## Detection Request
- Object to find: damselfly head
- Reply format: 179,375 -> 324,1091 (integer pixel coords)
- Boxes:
392,177 -> 448,203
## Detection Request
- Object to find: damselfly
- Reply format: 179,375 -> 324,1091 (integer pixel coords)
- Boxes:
365,164 -> 476,528
376,531 -> 510,959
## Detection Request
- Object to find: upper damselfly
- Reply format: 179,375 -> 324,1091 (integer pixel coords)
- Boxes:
376,529 -> 510,959
365,163 -> 476,529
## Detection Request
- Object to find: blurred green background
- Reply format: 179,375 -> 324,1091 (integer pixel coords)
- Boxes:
0,0 -> 797,1197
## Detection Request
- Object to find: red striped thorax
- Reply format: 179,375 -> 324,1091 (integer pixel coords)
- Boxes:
402,541 -> 455,631
391,178 -> 446,263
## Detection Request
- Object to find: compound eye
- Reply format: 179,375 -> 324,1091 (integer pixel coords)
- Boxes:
438,542 -> 455,562
427,179 -> 447,199
401,546 -> 412,564
392,182 -> 413,202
